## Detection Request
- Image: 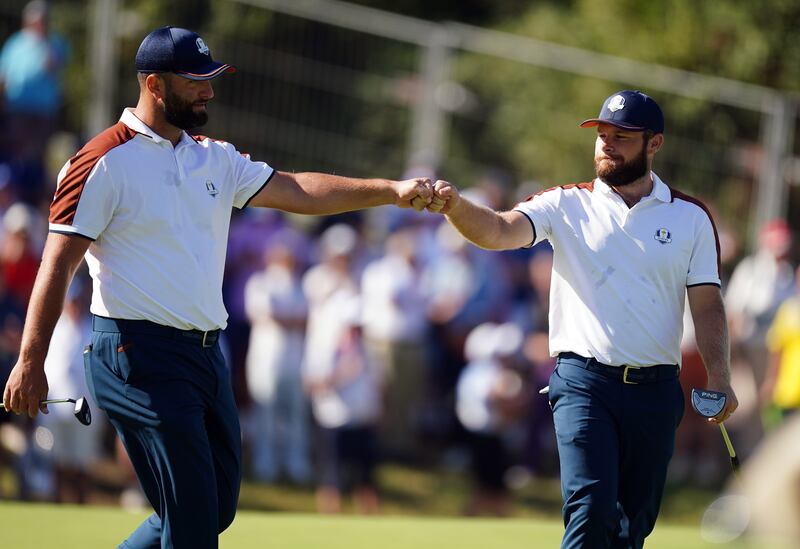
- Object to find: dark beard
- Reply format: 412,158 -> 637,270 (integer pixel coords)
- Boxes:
162,86 -> 208,131
595,141 -> 648,187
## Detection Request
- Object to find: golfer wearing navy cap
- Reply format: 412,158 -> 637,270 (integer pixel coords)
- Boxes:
428,91 -> 738,547
3,26 -> 432,548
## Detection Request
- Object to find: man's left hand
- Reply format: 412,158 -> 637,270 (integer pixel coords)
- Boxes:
705,377 -> 739,423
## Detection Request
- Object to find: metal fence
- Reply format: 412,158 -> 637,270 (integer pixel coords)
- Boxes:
2,0 -> 797,250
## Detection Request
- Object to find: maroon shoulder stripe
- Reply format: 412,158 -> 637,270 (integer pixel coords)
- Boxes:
518,181 -> 594,204
49,123 -> 137,227
670,188 -> 721,277
191,134 -> 249,158
190,134 -> 226,145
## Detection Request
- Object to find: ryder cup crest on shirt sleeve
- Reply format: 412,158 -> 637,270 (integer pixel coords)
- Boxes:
580,90 -> 664,134
135,26 -> 236,80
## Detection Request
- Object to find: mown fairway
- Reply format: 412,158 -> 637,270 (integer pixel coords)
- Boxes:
0,501 -> 729,548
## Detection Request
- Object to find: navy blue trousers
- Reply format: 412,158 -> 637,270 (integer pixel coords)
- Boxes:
548,355 -> 684,549
84,317 -> 241,549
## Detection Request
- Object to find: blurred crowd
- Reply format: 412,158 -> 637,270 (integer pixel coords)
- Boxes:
219,180 -> 558,515
1,0 -> 800,523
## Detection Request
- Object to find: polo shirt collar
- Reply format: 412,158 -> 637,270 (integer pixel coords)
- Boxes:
594,171 -> 672,204
650,172 -> 672,203
120,108 -> 188,146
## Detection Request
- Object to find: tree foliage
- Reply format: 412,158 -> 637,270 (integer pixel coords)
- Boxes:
443,0 -> 799,216
20,0 -> 798,223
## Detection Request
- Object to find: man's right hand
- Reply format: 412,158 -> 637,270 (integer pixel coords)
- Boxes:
3,360 -> 49,418
395,178 -> 433,211
427,180 -> 460,215
2,233 -> 92,419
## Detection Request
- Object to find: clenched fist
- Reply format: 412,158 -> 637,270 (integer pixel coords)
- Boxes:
395,178 -> 433,211
427,180 -> 460,215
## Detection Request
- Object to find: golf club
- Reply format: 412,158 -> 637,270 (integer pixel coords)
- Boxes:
40,397 -> 92,426
691,389 -> 739,473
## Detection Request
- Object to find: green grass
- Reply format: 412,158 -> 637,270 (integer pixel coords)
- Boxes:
0,501 -> 725,548
5,462 -> 779,547
236,463 -> 718,521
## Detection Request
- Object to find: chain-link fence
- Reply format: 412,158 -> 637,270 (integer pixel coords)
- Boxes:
2,0 -> 797,250
115,0 -> 800,251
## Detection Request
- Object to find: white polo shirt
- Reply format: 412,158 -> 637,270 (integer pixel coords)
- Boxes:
514,173 -> 720,367
49,109 -> 274,331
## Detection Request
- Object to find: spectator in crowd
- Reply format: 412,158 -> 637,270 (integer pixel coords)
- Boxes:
361,227 -> 430,457
762,264 -> 800,422
456,322 -> 528,516
0,272 -> 24,390
513,248 -> 552,333
421,220 -> 485,441
0,0 -> 69,203
422,206 -> 510,446
38,277 -> 101,503
726,219 -> 795,392
303,223 -> 363,403
725,219 -> 794,455
225,208 -> 289,403
515,250 -> 558,477
244,234 -> 311,484
0,166 -> 18,218
1,203 -> 41,306
0,273 -> 25,498
306,296 -> 383,514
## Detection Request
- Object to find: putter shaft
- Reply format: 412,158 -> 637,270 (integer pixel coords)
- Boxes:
4,398 -> 90,428
3,399 -> 75,408
718,423 -> 740,473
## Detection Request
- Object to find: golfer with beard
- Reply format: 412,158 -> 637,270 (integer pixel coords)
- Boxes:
3,27 -> 432,548
429,90 -> 738,548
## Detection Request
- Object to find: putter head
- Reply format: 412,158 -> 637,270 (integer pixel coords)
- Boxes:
73,397 -> 92,426
691,389 -> 727,419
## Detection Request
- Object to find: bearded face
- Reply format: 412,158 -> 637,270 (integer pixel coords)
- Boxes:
161,78 -> 209,130
595,136 -> 649,187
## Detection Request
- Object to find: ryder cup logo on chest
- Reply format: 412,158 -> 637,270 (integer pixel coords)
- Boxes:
608,95 -> 625,112
196,37 -> 209,55
654,228 -> 672,244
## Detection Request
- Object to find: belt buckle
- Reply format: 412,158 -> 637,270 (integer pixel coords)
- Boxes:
623,365 -> 640,384
202,331 -> 212,348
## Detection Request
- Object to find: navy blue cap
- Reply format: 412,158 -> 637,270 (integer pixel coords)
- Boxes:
580,90 -> 664,134
135,26 -> 235,80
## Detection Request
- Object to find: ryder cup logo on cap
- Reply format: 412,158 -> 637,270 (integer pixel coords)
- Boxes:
196,37 -> 209,55
608,95 -> 625,112
135,26 -> 235,81
580,90 -> 664,133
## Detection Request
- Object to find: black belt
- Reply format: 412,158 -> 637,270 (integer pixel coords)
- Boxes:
92,315 -> 221,348
558,352 -> 679,384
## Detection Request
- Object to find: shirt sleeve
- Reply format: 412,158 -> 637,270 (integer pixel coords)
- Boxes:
512,190 -> 560,248
686,210 -> 721,287
49,156 -> 118,240
230,148 -> 275,209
